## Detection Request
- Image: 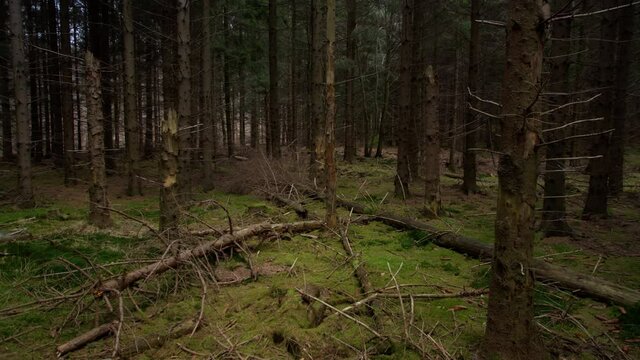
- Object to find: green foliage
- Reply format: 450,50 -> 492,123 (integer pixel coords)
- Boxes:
620,303 -> 640,339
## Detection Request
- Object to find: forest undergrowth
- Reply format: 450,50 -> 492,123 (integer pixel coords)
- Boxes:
0,149 -> 639,359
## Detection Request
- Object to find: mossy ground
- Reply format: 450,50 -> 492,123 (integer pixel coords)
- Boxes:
0,148 -> 638,359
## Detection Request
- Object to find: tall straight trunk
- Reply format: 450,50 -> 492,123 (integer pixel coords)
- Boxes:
84,52 -> 111,227
423,66 -> 440,216
462,0 -> 479,194
223,7 -> 233,157
60,0 -> 75,185
159,109 -> 180,237
394,0 -> 413,198
144,56 -> 155,158
583,0 -> 618,218
113,72 -> 120,149
343,0 -> 356,162
239,66 -> 246,146
9,0 -> 34,207
609,3 -> 634,195
324,0 -> 337,228
250,95 -> 258,149
449,46 -> 460,171
0,0 -> 11,161
542,14 -> 572,237
482,1 -> 547,358
161,0 -> 177,114
268,0 -> 281,158
47,0 -> 63,162
28,25 -> 42,164
287,0 -> 297,149
201,0 -> 215,190
123,0 -> 141,196
309,0 -> 326,182
177,0 -> 192,198
410,0 -> 424,177
73,20 -> 82,151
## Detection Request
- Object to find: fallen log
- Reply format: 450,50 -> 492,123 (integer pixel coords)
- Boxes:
269,194 -> 308,219
116,318 -> 199,358
98,220 -> 323,293
333,198 -> 640,307
56,320 -> 118,357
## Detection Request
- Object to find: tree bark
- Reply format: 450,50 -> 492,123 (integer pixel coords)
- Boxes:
583,0 -> 618,218
177,0 -> 192,199
85,52 -> 112,228
423,66 -> 440,217
0,0 -> 12,161
268,0 -> 281,158
46,0 -> 63,163
462,0 -> 479,194
608,2 -> 634,195
123,0 -> 142,196
394,0 -> 413,198
223,7 -> 233,157
9,0 -> 34,207
324,0 -> 337,228
309,0 -> 326,183
60,0 -> 75,185
287,0 -> 297,150
201,0 -> 215,190
250,95 -> 258,149
482,1 -> 547,358
144,50 -> 155,158
542,14 -> 573,237
159,109 -> 180,237
343,0 -> 356,163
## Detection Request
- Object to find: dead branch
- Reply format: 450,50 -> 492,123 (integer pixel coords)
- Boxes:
268,193 -> 308,219
98,221 -> 322,294
116,319 -> 199,358
56,320 -> 119,357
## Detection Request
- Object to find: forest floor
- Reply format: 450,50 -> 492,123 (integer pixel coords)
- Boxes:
0,147 -> 639,359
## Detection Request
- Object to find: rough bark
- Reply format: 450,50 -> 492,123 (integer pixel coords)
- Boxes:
159,109 -> 180,237
608,2 -> 634,195
0,0 -> 11,161
582,0 -> 618,218
223,8 -> 233,157
324,0 -> 337,228
394,0 -> 413,198
56,321 -> 119,357
423,66 -> 440,217
309,0 -> 326,183
268,0 -> 281,158
542,14 -> 572,237
287,0 -> 297,149
123,0 -> 142,196
28,34 -> 42,163
177,0 -> 192,199
161,0 -> 177,114
462,0 -> 479,194
144,49 -> 155,158
343,0 -> 356,163
46,0 -> 63,162
201,0 -> 215,190
9,0 -> 34,207
85,52 -> 112,228
410,0 -> 424,177
60,0 -> 75,185
482,1 -> 547,358
250,95 -> 258,149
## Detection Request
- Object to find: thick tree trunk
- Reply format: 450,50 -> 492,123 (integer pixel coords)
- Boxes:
239,66 -> 246,146
123,0 -> 141,196
462,0 -> 479,194
201,0 -> 215,190
423,66 -> 440,217
144,54 -> 155,158
161,0 -> 177,114
223,8 -> 233,157
482,1 -> 547,358
177,0 -> 192,199
309,0 -> 326,183
47,0 -> 63,163
9,0 -> 34,207
324,0 -> 337,228
287,0 -> 297,150
159,109 -> 180,237
394,0 -> 413,198
542,15 -> 573,237
60,0 -> 75,185
28,40 -> 42,163
608,3 -> 634,195
0,0 -> 12,161
268,0 -> 281,158
583,0 -> 618,218
250,95 -> 258,149
449,46 -> 460,172
85,52 -> 112,228
343,0 -> 356,163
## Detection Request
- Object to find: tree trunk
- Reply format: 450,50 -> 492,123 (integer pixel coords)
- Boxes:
46,0 -> 63,163
449,45 -> 460,172
250,95 -> 258,149
462,0 -> 479,194
0,0 -> 11,161
60,0 -> 75,185
177,0 -> 192,199
482,1 -> 547,359
9,0 -> 34,207
542,14 -> 572,237
159,109 -> 180,237
394,0 -> 413,198
324,0 -> 337,228
123,0 -> 141,196
423,66 -> 440,217
268,0 -> 281,158
161,0 -> 177,114
582,0 -> 618,218
223,7 -> 233,157
239,66 -> 246,146
144,53 -> 155,158
287,0 -> 297,150
608,2 -> 634,195
343,0 -> 356,163
28,34 -> 42,164
84,52 -> 112,228
201,0 -> 215,190
309,0 -> 326,183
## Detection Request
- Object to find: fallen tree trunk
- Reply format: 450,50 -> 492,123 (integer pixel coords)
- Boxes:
269,194 -> 308,219
56,321 -> 118,357
116,318 -> 199,358
99,220 -> 323,293
333,198 -> 640,307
